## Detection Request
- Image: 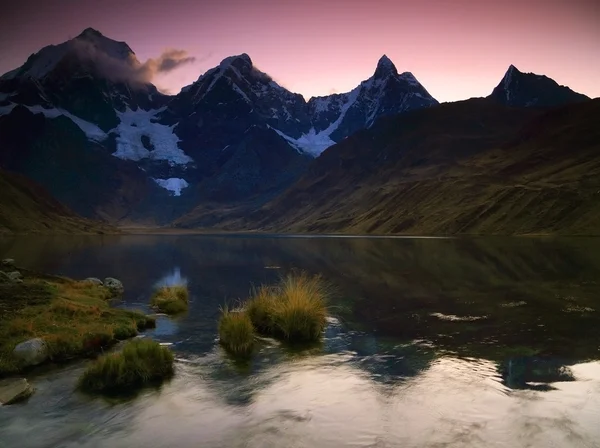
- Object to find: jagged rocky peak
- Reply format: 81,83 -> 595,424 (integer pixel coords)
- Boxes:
219,53 -> 253,70
502,64 -> 519,84
489,63 -> 590,107
371,55 -> 421,88
1,27 -> 137,81
74,27 -> 135,61
374,54 -> 399,77
79,27 -> 104,38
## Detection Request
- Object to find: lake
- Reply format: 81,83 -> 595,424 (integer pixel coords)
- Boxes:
1,234 -> 599,448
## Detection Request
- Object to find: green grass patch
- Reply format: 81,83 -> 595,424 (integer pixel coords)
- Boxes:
78,338 -> 174,394
150,285 -> 189,315
246,273 -> 329,343
218,307 -> 255,357
0,274 -> 156,376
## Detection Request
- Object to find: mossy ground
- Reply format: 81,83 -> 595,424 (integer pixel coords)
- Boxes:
0,269 -> 155,376
78,338 -> 174,395
150,285 -> 189,314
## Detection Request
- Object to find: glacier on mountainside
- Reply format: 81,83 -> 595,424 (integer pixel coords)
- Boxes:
152,177 -> 190,196
112,108 -> 193,165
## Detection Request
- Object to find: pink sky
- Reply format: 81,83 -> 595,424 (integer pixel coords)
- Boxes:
1,0 -> 598,101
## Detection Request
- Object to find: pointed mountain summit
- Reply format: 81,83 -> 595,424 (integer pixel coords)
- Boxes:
488,64 -> 590,107
1,27 -> 136,81
0,27 -> 165,131
374,54 -> 399,78
305,54 -> 438,145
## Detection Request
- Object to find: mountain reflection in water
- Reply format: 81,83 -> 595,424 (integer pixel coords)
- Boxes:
1,234 -> 599,448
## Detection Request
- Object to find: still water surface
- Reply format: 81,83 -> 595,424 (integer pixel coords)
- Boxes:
0,235 -> 599,448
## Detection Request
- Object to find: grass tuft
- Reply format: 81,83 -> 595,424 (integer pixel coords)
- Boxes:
245,285 -> 277,334
271,274 -> 329,342
150,285 -> 189,315
78,338 -> 174,394
218,307 -> 255,357
246,273 -> 329,343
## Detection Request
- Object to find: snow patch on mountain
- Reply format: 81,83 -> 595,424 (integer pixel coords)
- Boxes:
28,105 -> 108,141
1,43 -> 70,80
112,108 -> 193,165
153,177 -> 189,196
232,83 -> 251,103
269,86 -> 362,156
270,126 -> 336,157
0,103 -> 107,141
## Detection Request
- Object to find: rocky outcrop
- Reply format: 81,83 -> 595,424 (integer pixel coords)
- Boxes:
0,378 -> 34,405
13,338 -> 48,367
6,271 -> 22,282
103,277 -> 124,296
1,258 -> 15,268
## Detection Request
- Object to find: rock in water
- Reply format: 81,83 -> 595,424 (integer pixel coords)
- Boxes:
104,277 -> 124,296
1,258 -> 15,268
13,338 -> 48,366
84,277 -> 104,286
0,378 -> 34,405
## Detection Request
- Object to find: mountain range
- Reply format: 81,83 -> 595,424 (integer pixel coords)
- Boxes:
0,28 -> 596,234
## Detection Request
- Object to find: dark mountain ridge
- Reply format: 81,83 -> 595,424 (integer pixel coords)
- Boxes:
175,98 -> 600,235
0,28 -> 594,233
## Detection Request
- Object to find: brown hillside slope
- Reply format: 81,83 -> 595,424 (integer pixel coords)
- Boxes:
0,168 -> 113,234
186,98 -> 600,235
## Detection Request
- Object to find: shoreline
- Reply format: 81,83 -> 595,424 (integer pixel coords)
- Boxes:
0,264 -> 156,379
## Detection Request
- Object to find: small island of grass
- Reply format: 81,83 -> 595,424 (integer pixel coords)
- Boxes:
218,273 -> 329,356
78,338 -> 174,394
150,285 -> 189,314
218,307 -> 255,356
0,266 -> 155,376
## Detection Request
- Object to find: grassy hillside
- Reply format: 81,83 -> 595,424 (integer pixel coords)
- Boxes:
188,98 -> 599,236
0,168 -> 113,234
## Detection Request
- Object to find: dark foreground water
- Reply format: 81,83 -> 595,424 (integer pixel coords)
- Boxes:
1,235 -> 599,448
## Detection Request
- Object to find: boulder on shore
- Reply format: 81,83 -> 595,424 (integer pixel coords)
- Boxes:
13,338 -> 48,367
1,258 -> 15,268
7,271 -> 23,282
84,277 -> 104,286
104,277 -> 124,296
0,378 -> 34,405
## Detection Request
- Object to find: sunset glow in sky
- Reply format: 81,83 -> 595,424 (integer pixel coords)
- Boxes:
1,0 -> 598,101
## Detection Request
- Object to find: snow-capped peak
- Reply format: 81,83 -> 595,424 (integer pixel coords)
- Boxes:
219,53 -> 253,70
1,27 -> 137,81
74,27 -> 135,62
374,54 -> 398,78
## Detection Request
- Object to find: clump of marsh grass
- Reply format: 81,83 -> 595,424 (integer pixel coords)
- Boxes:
246,273 -> 329,343
245,285 -> 277,334
78,338 -> 174,394
218,307 -> 255,357
150,285 -> 189,315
